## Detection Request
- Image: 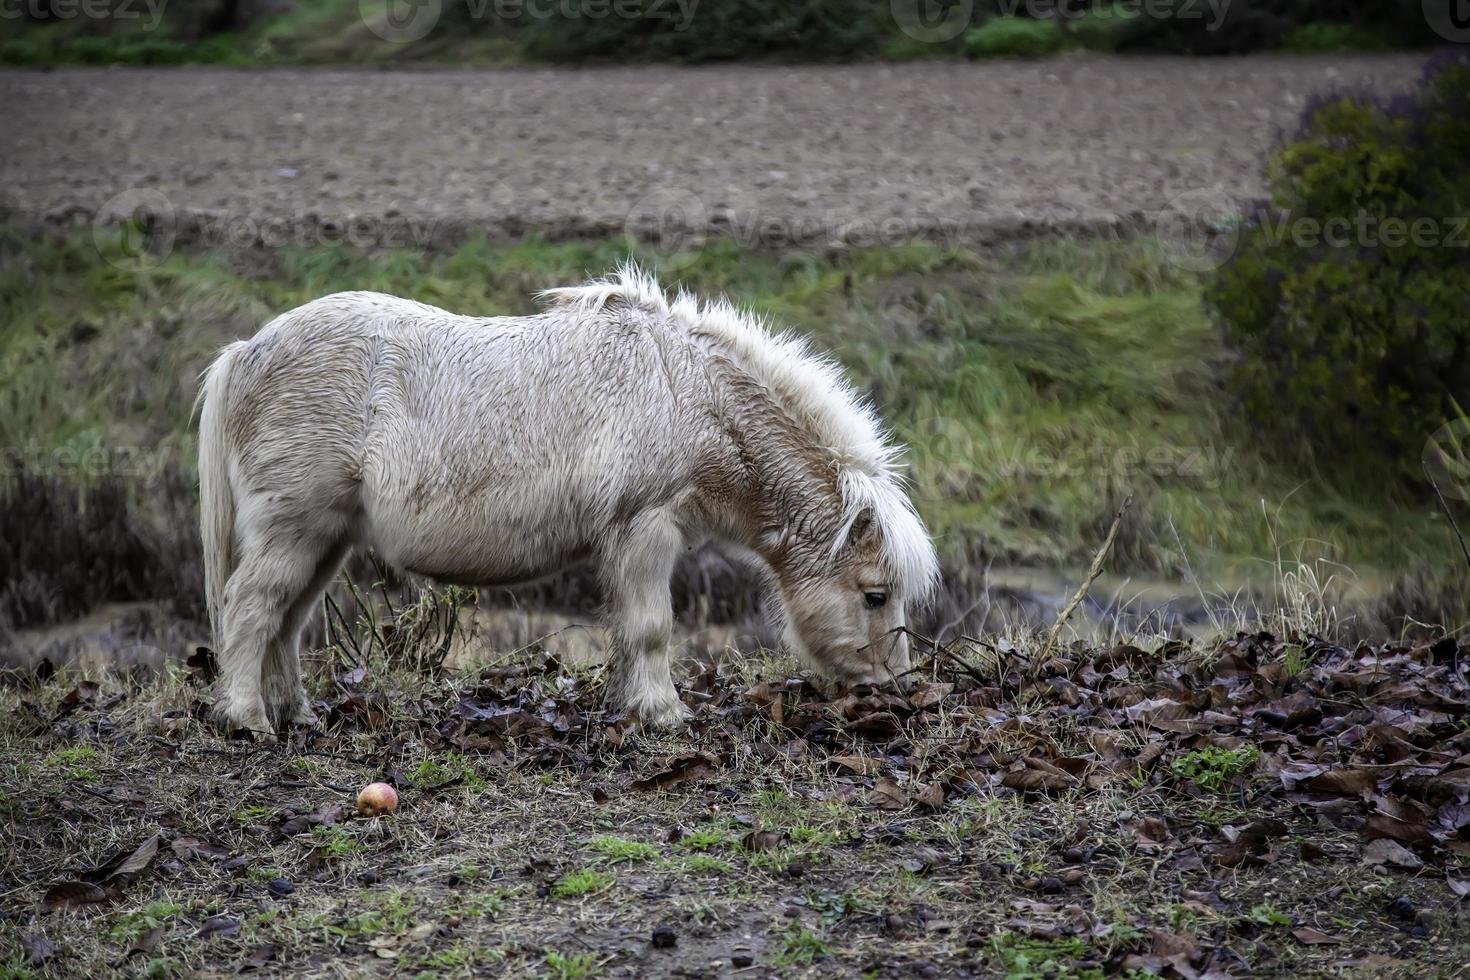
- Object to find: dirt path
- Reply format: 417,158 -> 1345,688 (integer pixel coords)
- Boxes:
2,55 -> 1423,249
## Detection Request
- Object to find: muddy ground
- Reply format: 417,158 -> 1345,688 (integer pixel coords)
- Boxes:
3,631 -> 1467,978
1,55 -> 1424,249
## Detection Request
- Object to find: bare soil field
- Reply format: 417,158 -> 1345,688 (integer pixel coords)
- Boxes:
1,55 -> 1424,248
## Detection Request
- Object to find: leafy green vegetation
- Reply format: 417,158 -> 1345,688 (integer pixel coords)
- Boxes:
1170,745 -> 1260,792
1209,52 -> 1470,477
966,17 -> 1064,58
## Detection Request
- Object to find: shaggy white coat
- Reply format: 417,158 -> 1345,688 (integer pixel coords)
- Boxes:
198,267 -> 939,735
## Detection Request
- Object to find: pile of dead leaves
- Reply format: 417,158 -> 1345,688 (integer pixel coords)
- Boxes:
420,634 -> 1469,876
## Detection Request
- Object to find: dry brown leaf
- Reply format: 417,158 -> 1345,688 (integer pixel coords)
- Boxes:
868,777 -> 907,810
829,754 -> 882,776
740,830 -> 786,853
629,752 -> 720,792
41,881 -> 109,911
1361,838 -> 1424,869
1001,768 -> 1076,793
195,915 -> 241,940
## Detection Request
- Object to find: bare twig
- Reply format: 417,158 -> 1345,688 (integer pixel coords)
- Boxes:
1039,494 -> 1133,662
1425,466 -> 1470,572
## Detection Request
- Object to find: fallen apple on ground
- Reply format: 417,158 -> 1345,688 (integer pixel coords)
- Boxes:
356,782 -> 398,816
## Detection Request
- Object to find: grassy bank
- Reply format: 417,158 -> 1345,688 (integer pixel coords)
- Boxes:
1,225 -> 1459,630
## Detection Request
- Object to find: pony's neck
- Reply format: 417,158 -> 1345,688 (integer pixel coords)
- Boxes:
700,372 -> 845,576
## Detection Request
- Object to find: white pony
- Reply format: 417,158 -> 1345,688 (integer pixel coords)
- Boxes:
197,267 -> 939,736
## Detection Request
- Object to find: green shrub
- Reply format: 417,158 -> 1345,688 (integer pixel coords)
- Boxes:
0,39 -> 47,64
1207,52 -> 1470,477
1066,6 -> 1137,52
1279,21 -> 1386,53
966,16 -> 1062,58
1119,0 -> 1434,55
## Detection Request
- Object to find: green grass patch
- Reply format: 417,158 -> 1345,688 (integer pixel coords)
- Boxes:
990,933 -> 1103,978
674,828 -> 733,852
585,835 -> 659,865
543,948 -> 599,979
550,868 -> 612,899
662,853 -> 734,874
771,924 -> 832,967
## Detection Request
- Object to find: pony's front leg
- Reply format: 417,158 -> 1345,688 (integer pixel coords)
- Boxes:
600,510 -> 690,729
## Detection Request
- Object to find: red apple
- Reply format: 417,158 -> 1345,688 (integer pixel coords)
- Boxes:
357,781 -> 399,816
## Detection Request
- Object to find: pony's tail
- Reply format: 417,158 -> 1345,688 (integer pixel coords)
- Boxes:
196,341 -> 247,650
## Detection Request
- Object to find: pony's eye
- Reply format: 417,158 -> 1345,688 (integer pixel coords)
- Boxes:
863,591 -> 888,610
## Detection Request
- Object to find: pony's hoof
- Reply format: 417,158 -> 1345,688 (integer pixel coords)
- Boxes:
209,698 -> 276,742
291,704 -> 320,727
639,699 -> 693,730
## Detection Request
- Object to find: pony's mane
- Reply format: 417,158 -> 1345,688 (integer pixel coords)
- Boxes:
542,265 -> 940,600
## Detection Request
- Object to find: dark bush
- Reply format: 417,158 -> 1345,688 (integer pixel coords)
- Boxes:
465,0 -> 891,63
1118,0 -> 1435,54
1207,52 -> 1470,476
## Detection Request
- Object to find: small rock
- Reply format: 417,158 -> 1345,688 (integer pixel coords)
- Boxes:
266,879 -> 294,897
731,951 -> 755,968
1386,897 -> 1415,921
1061,847 -> 1085,864
651,926 -> 677,949
1039,876 -> 1065,894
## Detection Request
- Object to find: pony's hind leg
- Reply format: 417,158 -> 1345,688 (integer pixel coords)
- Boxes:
263,541 -> 351,731
216,504 -> 349,738
600,509 -> 689,728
